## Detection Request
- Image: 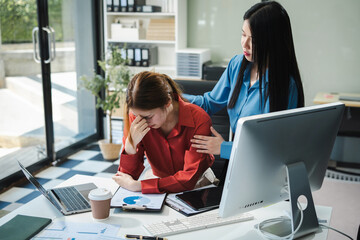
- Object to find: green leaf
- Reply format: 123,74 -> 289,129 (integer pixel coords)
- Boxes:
79,45 -> 133,141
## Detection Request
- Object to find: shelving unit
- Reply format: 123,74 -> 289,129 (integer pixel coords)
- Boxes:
103,0 -> 187,78
103,1 -> 187,141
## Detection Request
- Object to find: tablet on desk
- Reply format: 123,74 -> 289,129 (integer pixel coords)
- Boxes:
175,186 -> 223,211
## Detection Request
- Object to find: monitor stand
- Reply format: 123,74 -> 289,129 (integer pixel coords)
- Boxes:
259,162 -> 319,239
287,162 -> 319,238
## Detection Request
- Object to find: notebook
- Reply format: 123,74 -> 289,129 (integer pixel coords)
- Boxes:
18,161 -> 97,215
0,214 -> 52,240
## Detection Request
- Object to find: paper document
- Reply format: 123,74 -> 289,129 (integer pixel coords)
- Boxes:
33,221 -> 123,240
111,187 -> 166,211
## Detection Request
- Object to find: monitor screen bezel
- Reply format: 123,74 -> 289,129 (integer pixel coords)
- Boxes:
219,102 -> 344,219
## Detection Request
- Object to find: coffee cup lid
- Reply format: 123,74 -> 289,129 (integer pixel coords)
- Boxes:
88,188 -> 112,201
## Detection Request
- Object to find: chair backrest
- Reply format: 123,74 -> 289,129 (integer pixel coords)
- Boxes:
175,79 -> 230,184
175,80 -> 230,141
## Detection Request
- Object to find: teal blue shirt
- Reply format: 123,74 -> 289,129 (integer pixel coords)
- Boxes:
183,55 -> 299,159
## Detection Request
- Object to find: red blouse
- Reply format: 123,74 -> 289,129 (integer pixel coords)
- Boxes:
119,97 -> 214,194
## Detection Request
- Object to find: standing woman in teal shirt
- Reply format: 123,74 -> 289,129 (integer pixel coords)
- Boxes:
185,1 -> 305,159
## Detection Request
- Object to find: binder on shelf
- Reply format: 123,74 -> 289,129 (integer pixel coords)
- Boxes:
135,0 -> 146,11
120,0 -> 128,12
113,0 -> 120,12
140,5 -> 162,13
107,0 -> 113,12
128,0 -> 145,12
141,48 -> 149,67
121,48 -> 127,60
127,48 -> 134,66
141,45 -> 158,67
134,48 -> 142,66
109,44 -> 158,67
127,0 -> 134,12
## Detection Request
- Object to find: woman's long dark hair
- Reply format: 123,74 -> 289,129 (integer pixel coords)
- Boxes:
228,1 -> 304,111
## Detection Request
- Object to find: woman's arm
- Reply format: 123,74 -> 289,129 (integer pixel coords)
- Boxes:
113,115 -> 148,191
141,117 -> 214,194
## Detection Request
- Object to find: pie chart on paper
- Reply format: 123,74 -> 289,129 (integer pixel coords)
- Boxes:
123,196 -> 151,205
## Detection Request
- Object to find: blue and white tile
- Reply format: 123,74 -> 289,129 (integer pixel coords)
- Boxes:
113,159 -> 120,165
35,166 -> 70,179
0,201 -> 11,210
2,202 -> 24,212
16,191 -> 41,204
0,187 -> 34,202
68,150 -> 99,160
57,170 -> 96,180
43,179 -> 65,190
72,160 -> 113,173
16,178 -> 51,190
56,159 -> 83,169
102,164 -> 119,174
94,172 -> 115,179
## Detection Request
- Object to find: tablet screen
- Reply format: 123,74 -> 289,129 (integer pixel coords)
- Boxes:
175,186 -> 223,211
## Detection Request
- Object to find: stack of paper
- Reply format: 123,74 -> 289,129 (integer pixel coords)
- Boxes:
146,18 -> 175,41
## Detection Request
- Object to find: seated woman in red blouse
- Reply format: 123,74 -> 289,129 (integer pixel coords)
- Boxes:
112,71 -> 216,194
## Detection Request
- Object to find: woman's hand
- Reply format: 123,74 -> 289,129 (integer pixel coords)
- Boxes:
125,115 -> 150,154
112,171 -> 141,192
190,127 -> 224,155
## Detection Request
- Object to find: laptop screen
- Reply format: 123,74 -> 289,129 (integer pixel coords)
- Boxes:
18,161 -> 49,197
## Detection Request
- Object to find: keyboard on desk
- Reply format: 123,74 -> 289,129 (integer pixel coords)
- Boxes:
143,212 -> 254,237
52,187 -> 90,212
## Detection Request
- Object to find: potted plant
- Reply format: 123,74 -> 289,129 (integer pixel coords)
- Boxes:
80,46 -> 132,160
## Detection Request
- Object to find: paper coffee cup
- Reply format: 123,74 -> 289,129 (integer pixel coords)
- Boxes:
88,188 -> 112,220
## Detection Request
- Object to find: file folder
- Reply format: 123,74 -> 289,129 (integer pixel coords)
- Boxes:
120,0 -> 128,12
107,0 -> 113,12
141,48 -> 149,67
127,48 -> 134,66
142,5 -> 162,13
133,0 -> 145,12
141,45 -> 158,67
113,0 -> 120,12
0,214 -> 52,240
134,48 -> 142,66
127,0 -> 134,12
121,48 -> 127,61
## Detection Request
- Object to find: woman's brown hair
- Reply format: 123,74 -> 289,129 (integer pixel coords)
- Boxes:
123,71 -> 184,145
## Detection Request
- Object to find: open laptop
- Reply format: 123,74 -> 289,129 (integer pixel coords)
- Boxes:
18,161 -> 97,215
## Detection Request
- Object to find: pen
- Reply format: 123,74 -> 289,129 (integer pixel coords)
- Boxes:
125,234 -> 168,240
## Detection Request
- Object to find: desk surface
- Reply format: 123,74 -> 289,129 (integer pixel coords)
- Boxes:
313,92 -> 360,107
0,175 -> 331,240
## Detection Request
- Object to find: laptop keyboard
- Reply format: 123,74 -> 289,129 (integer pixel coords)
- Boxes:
52,187 -> 90,212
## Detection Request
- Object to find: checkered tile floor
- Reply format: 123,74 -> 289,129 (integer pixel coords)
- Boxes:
0,143 -> 120,213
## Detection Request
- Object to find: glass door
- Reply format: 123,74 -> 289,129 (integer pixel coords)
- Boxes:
0,0 -> 101,186
47,0 -> 98,156
0,0 -> 48,180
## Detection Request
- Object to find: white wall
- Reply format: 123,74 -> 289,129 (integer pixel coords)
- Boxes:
188,0 -> 360,106
280,0 -> 360,106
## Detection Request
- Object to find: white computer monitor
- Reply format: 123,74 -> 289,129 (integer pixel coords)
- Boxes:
219,102 -> 345,239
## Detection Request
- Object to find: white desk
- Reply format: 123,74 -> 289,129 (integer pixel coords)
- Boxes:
0,175 -> 331,240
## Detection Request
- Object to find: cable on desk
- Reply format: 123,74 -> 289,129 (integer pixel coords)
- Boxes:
319,224 -> 354,240
256,201 -> 304,240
